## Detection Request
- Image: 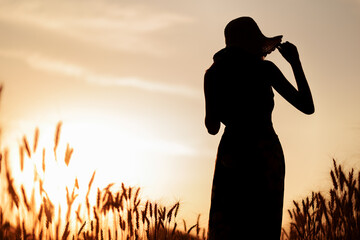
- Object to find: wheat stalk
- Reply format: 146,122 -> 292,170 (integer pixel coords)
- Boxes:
0,152 -> 2,174
86,170 -> 96,217
19,145 -> 24,172
42,148 -> 46,173
23,136 -> 31,158
283,159 -> 360,240
6,169 -> 19,208
21,185 -> 31,212
54,121 -> 62,160
64,143 -> 73,166
62,221 -> 70,240
33,128 -> 39,153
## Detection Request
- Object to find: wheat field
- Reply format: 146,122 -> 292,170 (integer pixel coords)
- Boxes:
3,126 -> 359,240
281,159 -> 360,240
0,120 -> 207,240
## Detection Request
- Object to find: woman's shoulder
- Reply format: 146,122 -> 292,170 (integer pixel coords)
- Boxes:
262,59 -> 277,68
260,60 -> 282,75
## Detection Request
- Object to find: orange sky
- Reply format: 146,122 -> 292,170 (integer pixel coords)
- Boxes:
0,0 -> 360,227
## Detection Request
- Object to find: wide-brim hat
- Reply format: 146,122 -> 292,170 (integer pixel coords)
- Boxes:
225,17 -> 282,55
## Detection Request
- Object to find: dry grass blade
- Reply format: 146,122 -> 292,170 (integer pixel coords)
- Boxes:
62,222 -> 70,240
43,196 -> 54,228
128,187 -> 133,201
288,209 -> 293,219
196,214 -> 201,236
187,223 -> 197,235
39,229 -> 43,240
38,204 -> 43,222
39,179 -> 44,195
66,185 -> 79,221
104,183 -> 115,193
0,152 -> 2,174
154,203 -> 158,222
33,127 -> 39,153
42,148 -> 46,172
22,221 -> 26,240
182,219 -> 187,232
172,222 -> 177,235
6,171 -> 19,208
97,188 -> 101,209
76,204 -> 82,223
54,121 -> 62,159
149,202 -> 153,218
21,185 -> 31,211
88,171 -> 96,191
333,158 -> 339,177
133,188 -> 140,205
122,183 -> 128,200
135,208 -> 140,230
128,209 -> 133,236
93,207 -> 100,238
331,170 -> 338,190
22,136 -> 31,158
64,143 -> 74,166
75,178 -> 79,189
78,221 -> 86,236
1,150 -> 8,177
86,171 -> 96,217
19,145 -> 24,172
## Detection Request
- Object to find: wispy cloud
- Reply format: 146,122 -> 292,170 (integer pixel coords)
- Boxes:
0,49 -> 199,98
27,54 -> 85,77
0,0 -> 193,55
86,75 -> 199,98
0,1 -> 199,97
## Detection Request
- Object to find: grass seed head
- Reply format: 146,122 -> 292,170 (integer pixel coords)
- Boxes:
33,128 -> 39,153
23,136 -> 31,158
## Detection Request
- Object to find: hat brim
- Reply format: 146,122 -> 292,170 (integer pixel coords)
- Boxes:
262,35 -> 283,55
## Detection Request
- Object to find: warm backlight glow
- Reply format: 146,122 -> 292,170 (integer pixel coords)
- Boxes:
1,1 -> 360,237
5,119 -> 196,222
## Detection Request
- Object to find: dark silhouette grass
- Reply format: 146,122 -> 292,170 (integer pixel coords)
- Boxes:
281,159 -> 360,240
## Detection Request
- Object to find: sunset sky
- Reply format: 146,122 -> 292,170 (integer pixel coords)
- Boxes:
0,0 -> 360,227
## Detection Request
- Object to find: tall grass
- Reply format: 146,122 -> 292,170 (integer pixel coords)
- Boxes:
0,121 -> 206,240
281,159 -> 360,240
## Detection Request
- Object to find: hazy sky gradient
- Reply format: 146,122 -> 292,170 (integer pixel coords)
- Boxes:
0,0 -> 359,227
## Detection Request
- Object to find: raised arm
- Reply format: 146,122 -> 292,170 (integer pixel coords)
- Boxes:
204,69 -> 220,135
270,42 -> 315,115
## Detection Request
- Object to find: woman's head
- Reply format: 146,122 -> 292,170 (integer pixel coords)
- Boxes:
224,17 -> 282,57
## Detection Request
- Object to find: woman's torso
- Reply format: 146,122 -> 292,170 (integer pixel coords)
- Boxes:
207,48 -> 275,132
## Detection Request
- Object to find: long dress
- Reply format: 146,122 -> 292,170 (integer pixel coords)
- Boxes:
205,47 -> 285,240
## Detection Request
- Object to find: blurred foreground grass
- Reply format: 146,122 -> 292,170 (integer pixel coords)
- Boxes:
0,121 -> 207,240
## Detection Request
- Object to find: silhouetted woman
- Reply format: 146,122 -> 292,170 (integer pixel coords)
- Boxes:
204,17 -> 314,239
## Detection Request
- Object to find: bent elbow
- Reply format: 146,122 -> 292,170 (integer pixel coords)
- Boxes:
299,96 -> 315,115
205,118 -> 220,135
303,104 -> 315,115
307,107 -> 315,115
207,127 -> 219,135
304,109 -> 315,115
